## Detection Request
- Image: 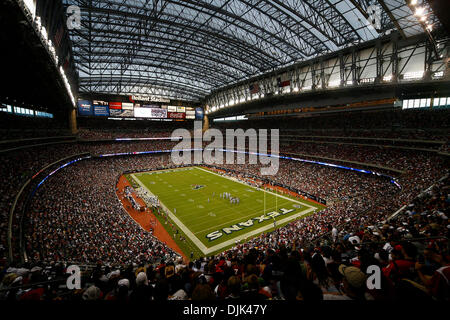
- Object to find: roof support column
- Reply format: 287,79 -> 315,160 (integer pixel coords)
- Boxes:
391,32 -> 399,83
69,107 -> 78,134
375,39 -> 382,84
339,52 -> 345,87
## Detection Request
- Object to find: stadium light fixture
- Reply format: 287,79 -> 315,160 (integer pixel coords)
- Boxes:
410,0 -> 418,5
328,80 -> 341,88
403,71 -> 424,80
414,7 -> 425,17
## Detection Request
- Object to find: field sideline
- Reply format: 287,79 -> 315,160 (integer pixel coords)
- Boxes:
129,166 -> 325,257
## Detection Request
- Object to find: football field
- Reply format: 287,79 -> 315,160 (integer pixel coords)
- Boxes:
129,166 -> 324,257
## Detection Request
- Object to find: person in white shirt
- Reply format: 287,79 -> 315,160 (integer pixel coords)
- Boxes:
348,234 -> 361,245
332,227 -> 338,243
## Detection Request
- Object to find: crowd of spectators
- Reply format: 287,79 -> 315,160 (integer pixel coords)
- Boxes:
77,128 -> 174,140
0,136 -> 446,263
0,112 -> 448,300
214,108 -> 450,133
0,141 -> 181,263
282,142 -> 445,171
0,175 -> 447,301
24,155 -> 179,266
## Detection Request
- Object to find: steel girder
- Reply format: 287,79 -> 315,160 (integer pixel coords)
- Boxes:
205,34 -> 449,113
62,0 -> 443,101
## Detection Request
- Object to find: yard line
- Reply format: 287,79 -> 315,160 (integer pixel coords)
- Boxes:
131,168 -> 321,255
162,191 -> 292,224
131,173 -> 210,253
194,167 -> 316,209
193,201 -> 302,235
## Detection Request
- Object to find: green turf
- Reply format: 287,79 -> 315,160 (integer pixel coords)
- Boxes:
130,166 -> 324,257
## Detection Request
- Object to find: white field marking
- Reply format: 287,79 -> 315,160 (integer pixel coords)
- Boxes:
132,168 -> 319,255
256,199 -> 263,203
135,171 -> 315,220
171,202 -> 257,224
205,206 -> 316,254
195,167 -> 316,209
188,199 -> 194,202
177,197 -> 263,223
168,185 -> 173,188
132,173 -> 210,253
197,205 -> 204,209
180,193 -> 186,197
193,200 -> 298,234
157,197 -> 254,219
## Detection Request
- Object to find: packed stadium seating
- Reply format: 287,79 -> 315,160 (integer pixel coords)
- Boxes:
2,0 -> 449,308
0,109 -> 448,300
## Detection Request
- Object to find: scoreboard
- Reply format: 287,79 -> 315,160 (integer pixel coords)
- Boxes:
77,99 -> 201,121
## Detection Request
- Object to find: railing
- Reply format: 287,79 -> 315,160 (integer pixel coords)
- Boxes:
386,174 -> 448,222
0,278 -> 67,294
359,236 -> 448,247
0,139 -> 77,154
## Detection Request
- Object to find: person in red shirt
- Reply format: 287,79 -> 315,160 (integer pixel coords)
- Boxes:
416,247 -> 450,301
382,244 -> 416,281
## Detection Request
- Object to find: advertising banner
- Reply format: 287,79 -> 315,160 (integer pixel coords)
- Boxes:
109,102 -> 122,109
122,102 -> 134,110
150,108 -> 167,118
109,102 -> 123,116
168,112 -> 186,119
134,107 -> 167,118
129,94 -> 170,103
195,107 -> 204,120
77,100 -> 93,116
112,102 -> 134,117
93,100 -> 110,116
186,110 -> 195,119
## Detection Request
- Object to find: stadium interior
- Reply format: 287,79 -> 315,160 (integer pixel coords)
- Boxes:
0,0 -> 449,304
